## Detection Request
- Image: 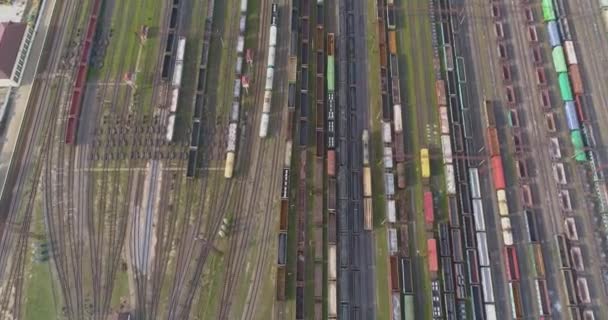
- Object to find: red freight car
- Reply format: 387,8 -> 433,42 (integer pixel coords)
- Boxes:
428,238 -> 438,273
491,156 -> 506,190
424,191 -> 434,226
574,95 -> 586,123
435,80 -> 447,106
390,255 -> 399,292
568,64 -> 584,95
327,150 -> 336,177
280,200 -> 288,231
504,246 -> 520,281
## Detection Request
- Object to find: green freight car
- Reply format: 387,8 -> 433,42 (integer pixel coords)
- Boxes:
542,0 -> 556,22
571,130 -> 587,162
552,46 -> 567,74
558,72 -> 573,101
402,295 -> 415,320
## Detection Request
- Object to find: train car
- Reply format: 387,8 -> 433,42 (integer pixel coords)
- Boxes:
421,148 -> 430,179
504,246 -> 520,281
428,238 -> 439,273
424,191 -> 434,227
259,4 -> 279,138
362,130 -> 373,230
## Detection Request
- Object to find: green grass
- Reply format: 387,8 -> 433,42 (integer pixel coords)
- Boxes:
365,0 -> 391,318
22,188 -> 61,320
396,0 -> 440,317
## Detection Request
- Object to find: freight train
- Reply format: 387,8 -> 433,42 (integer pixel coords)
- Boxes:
542,0 -> 587,162
223,0 -> 250,178
326,33 -> 336,177
362,130 -> 373,230
65,0 -> 104,144
259,3 -> 279,137
166,36 -> 186,141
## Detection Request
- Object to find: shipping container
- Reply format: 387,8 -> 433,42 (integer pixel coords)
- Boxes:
428,238 -> 439,273
558,72 -> 574,101
553,46 -> 568,73
569,64 -> 584,95
547,21 -> 562,47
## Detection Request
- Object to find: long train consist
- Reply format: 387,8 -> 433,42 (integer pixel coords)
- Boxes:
258,4 -> 279,138
185,0 -> 217,177
65,0 -> 103,144
165,36 -> 186,141
325,31 -> 338,320
223,0 -> 251,178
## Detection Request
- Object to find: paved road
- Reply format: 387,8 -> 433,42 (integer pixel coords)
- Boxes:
0,0 -> 57,209
335,0 -> 375,318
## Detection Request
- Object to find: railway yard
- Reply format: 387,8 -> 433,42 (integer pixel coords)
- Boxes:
0,0 -> 608,319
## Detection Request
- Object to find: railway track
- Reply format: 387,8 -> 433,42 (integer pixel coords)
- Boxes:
0,0 -> 85,317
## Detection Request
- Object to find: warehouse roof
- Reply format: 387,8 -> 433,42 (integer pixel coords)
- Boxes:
0,21 -> 26,79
